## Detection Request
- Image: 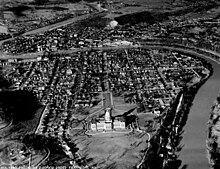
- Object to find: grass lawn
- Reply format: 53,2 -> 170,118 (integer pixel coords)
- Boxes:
113,96 -> 136,112
72,131 -> 149,168
137,113 -> 156,130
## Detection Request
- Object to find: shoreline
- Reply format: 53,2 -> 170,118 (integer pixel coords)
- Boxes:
206,95 -> 220,168
137,44 -> 214,169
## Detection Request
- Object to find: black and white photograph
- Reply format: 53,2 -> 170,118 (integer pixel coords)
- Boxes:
0,0 -> 220,169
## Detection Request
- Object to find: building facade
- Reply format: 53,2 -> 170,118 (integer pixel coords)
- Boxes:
90,108 -> 126,132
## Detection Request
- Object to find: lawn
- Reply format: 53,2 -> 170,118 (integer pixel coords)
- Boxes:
137,113 -> 156,130
72,131 -> 150,168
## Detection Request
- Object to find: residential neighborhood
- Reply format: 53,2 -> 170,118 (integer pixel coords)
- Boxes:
0,43 -> 209,167
0,0 -> 220,168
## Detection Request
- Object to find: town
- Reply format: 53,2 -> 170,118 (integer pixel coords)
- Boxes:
0,0 -> 219,168
0,45 -> 209,167
1,8 -> 220,58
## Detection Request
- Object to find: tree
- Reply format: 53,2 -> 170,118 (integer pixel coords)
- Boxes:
23,134 -> 64,153
0,74 -> 12,88
0,90 -> 41,124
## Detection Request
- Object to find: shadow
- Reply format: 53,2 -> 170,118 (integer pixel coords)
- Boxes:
122,107 -> 136,116
78,13 -> 109,28
115,11 -> 169,25
124,115 -> 136,127
7,5 -> 31,17
0,72 -> 12,89
0,90 -> 41,124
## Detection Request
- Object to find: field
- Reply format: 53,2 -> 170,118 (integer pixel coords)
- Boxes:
113,96 -> 137,115
71,131 -> 149,168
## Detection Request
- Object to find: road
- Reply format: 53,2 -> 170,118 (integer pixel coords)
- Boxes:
136,132 -> 151,169
35,148 -> 50,168
102,92 -> 112,108
85,108 -> 104,121
34,104 -> 48,134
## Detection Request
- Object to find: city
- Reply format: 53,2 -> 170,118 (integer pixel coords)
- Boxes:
0,0 -> 220,169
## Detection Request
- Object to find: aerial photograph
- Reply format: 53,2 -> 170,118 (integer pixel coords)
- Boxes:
1,0 -> 220,169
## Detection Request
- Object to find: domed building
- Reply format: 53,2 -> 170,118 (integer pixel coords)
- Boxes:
89,108 -> 126,132
108,20 -> 118,28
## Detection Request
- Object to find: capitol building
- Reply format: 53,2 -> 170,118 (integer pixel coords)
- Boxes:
89,107 -> 126,132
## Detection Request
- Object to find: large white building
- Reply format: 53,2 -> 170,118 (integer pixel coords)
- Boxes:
108,20 -> 118,28
90,108 -> 126,132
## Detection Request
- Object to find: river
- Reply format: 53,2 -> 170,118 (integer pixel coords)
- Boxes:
139,44 -> 220,169
179,57 -> 220,169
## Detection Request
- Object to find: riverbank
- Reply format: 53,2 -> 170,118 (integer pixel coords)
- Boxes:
207,95 -> 220,169
141,41 -> 220,169
138,45 -> 213,169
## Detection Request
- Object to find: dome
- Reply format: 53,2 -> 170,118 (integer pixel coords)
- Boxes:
109,20 -> 118,28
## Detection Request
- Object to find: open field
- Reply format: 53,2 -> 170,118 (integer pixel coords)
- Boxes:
71,131 -> 149,168
113,96 -> 137,114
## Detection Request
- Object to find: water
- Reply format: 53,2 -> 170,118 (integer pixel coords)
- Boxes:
179,57 -> 220,169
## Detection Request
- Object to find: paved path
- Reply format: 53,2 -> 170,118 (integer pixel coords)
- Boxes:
85,108 -> 104,121
35,104 -> 48,134
35,148 -> 50,168
136,132 -> 151,169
